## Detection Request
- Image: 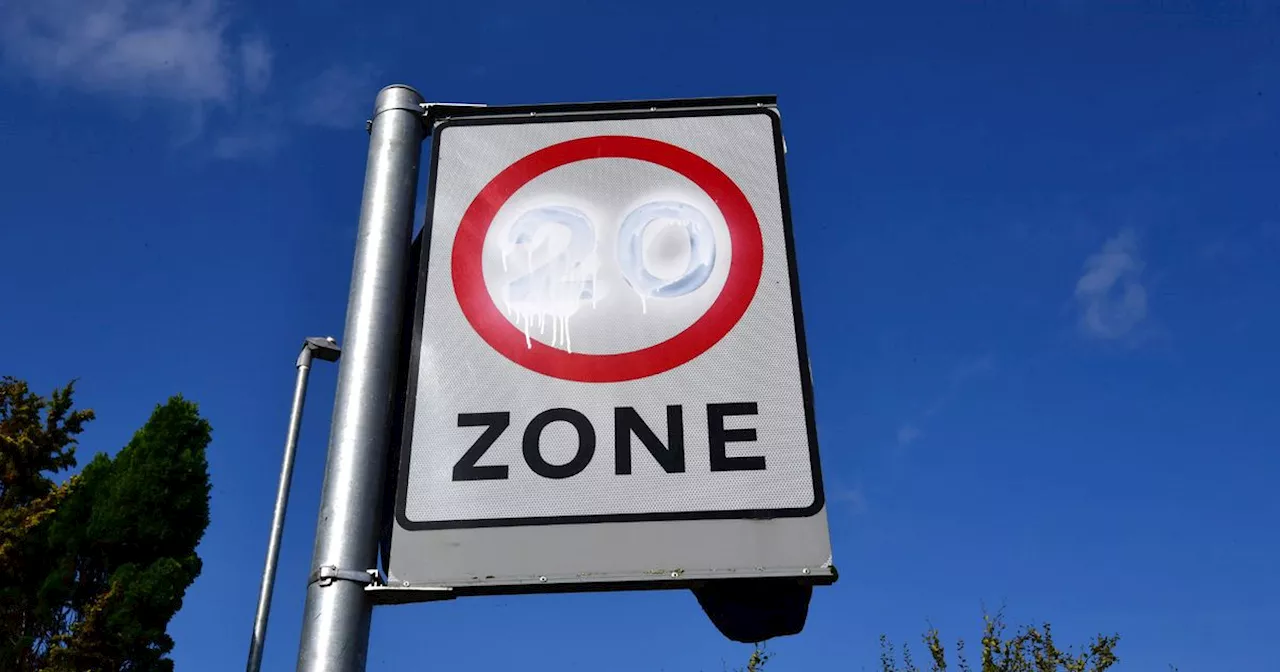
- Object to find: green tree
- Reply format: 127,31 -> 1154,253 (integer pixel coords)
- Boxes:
732,643 -> 771,672
734,609 -> 1123,672
0,377 -> 94,668
880,609 -> 1119,672
0,377 -> 212,672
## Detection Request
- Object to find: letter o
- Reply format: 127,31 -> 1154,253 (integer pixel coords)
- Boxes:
523,408 -> 596,479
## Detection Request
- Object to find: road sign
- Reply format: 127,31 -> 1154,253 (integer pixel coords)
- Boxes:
384,97 -> 834,597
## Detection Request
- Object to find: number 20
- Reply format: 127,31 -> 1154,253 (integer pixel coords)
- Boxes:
505,200 -> 718,302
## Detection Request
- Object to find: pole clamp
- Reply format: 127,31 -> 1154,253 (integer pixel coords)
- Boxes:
309,566 -> 382,588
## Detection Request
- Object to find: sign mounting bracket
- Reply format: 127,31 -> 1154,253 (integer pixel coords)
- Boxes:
307,566 -> 382,588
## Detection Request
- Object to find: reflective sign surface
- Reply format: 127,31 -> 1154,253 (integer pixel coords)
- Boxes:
386,101 -> 833,593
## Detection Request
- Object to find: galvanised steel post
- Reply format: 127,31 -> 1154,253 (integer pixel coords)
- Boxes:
296,85 -> 425,672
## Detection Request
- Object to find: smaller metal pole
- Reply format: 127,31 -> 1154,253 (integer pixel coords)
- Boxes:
247,337 -> 341,672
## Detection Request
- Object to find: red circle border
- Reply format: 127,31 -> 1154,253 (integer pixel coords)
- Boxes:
450,135 -> 764,383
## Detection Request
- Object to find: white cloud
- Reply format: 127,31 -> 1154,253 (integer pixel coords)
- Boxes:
207,63 -> 378,159
829,482 -> 868,515
2,0 -> 381,159
896,424 -> 922,447
300,64 -> 380,130
1074,227 -> 1148,340
1,0 -> 267,105
212,125 -> 282,159
239,34 -> 271,94
918,354 -> 996,419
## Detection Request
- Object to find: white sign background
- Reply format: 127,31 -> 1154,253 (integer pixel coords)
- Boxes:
399,109 -> 822,528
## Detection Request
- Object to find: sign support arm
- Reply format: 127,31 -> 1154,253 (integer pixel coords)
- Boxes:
246,337 -> 339,672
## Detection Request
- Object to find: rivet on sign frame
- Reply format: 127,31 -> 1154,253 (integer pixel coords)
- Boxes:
538,576 -> 547,582
802,568 -> 810,575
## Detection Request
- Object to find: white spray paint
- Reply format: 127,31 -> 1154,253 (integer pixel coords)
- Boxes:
490,200 -> 718,353
495,205 -> 600,353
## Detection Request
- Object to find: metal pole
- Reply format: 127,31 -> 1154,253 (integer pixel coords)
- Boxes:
247,337 -> 341,672
296,84 -> 426,672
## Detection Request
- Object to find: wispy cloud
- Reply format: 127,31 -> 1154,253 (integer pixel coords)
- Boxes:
920,353 -> 996,420
207,62 -> 379,158
0,0 -> 261,105
1,0 -> 371,159
212,124 -> 284,160
828,481 -> 868,516
238,34 -> 271,95
895,354 -> 995,452
1074,228 -> 1148,340
950,353 -> 996,385
300,64 -> 381,131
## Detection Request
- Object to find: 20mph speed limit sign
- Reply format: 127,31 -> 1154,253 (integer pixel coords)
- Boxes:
385,97 -> 833,594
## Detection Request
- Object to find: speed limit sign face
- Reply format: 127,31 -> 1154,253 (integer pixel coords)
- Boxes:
450,134 -> 766,383
389,100 -> 830,591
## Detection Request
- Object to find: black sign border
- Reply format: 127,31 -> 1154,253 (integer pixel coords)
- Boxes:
395,103 -> 825,531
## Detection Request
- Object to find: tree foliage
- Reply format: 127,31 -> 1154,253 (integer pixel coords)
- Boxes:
0,377 -> 212,672
880,609 -> 1119,672
731,643 -> 772,672
737,608 -> 1122,672
0,377 -> 93,511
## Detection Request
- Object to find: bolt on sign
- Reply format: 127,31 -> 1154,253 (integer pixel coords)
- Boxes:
383,96 -> 834,602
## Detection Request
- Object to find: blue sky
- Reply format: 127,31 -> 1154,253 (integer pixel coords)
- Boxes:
3,0 -> 1278,670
